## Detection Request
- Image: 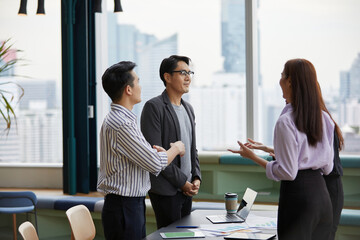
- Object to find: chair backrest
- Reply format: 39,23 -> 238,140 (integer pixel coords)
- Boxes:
65,204 -> 96,240
18,221 -> 39,240
0,191 -> 37,208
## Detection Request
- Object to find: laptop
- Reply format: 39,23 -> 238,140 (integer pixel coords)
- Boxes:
206,188 -> 258,224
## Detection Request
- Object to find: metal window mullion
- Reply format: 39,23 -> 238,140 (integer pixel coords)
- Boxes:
245,0 -> 258,140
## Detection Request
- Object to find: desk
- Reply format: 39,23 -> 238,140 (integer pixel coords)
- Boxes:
144,209 -> 277,240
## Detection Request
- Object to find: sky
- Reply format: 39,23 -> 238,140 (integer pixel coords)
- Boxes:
109,0 -> 360,93
1,0 -> 360,95
258,0 -> 360,92
0,0 -> 61,81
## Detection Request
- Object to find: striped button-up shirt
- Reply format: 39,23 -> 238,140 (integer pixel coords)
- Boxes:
97,103 -> 168,197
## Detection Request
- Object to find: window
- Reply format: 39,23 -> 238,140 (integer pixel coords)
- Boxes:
257,0 -> 360,154
0,0 -> 62,163
97,0 -> 248,151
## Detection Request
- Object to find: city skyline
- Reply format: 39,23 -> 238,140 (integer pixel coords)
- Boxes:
110,0 -> 360,92
0,78 -> 62,163
108,14 -> 360,152
1,0 -> 359,90
1,0 -> 360,163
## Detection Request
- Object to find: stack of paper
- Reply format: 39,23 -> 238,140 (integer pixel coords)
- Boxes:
245,215 -> 277,229
195,224 -> 256,237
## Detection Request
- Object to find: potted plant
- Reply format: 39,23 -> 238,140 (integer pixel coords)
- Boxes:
0,39 -> 24,133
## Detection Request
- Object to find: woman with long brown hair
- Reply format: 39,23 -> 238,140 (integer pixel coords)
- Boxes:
229,59 -> 336,239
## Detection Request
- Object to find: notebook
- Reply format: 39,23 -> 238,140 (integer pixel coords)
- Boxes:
206,188 -> 257,224
160,231 -> 205,239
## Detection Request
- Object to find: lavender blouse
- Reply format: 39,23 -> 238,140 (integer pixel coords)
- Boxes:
266,104 -> 334,181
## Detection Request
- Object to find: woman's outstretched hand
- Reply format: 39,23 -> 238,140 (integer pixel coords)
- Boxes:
245,138 -> 274,154
228,141 -> 256,160
228,140 -> 269,169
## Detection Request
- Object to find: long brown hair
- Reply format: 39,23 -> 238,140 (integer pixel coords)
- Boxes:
284,59 -> 323,146
317,83 -> 344,150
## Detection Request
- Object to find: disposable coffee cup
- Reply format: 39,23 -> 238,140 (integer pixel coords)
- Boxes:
225,192 -> 238,214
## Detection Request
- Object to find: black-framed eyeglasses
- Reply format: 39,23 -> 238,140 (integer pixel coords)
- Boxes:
171,70 -> 195,77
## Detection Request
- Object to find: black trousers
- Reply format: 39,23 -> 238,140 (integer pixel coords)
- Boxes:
101,194 -> 146,240
148,191 -> 192,229
278,169 -> 333,240
324,174 -> 344,240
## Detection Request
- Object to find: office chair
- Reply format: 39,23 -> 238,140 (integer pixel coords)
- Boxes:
18,221 -> 39,240
66,204 -> 96,240
0,191 -> 38,240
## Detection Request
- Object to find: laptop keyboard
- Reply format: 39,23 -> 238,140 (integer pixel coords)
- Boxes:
219,214 -> 243,221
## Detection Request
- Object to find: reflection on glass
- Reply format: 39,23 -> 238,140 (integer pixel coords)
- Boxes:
104,0 -> 247,151
102,0 -> 360,154
0,0 -> 62,163
258,0 -> 360,154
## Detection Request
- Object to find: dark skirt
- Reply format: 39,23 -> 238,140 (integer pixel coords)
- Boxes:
324,174 -> 344,240
278,169 -> 333,240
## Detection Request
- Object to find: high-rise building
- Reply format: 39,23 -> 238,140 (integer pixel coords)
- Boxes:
339,53 -> 360,126
338,53 -> 360,153
19,109 -> 62,163
19,81 -> 58,109
349,53 -> 360,100
106,18 -> 176,117
134,34 -> 178,117
343,99 -> 360,126
0,77 -> 21,162
107,13 -> 157,65
340,71 -> 350,101
221,0 -> 246,73
0,78 -> 62,163
189,73 -> 246,151
341,53 -> 360,101
0,119 -> 20,162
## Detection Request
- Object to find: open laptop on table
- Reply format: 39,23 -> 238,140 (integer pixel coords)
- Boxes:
206,188 -> 257,224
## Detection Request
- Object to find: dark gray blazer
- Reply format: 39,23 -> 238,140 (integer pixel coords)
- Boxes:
140,90 -> 201,196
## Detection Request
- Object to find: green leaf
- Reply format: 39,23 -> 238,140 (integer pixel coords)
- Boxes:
0,38 -> 24,132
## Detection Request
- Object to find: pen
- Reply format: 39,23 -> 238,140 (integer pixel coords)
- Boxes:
176,226 -> 199,228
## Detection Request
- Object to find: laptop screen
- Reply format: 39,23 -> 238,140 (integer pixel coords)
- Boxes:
236,188 -> 258,220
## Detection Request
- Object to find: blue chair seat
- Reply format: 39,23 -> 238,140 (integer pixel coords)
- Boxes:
0,191 -> 38,240
54,196 -> 103,212
0,206 -> 35,214
340,209 -> 360,226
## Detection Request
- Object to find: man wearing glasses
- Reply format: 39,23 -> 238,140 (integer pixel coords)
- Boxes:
141,55 -> 202,229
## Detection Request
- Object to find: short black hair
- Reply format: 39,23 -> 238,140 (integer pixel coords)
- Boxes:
102,61 -> 136,102
159,55 -> 191,86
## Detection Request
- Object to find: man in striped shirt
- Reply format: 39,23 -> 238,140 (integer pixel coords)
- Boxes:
97,61 -> 185,240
